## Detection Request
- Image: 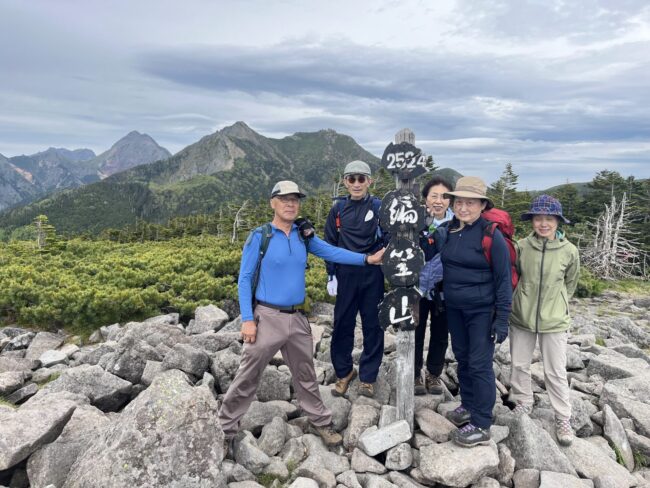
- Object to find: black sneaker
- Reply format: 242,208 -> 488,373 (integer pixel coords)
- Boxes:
445,405 -> 471,427
414,376 -> 426,395
450,423 -> 491,447
425,371 -> 444,395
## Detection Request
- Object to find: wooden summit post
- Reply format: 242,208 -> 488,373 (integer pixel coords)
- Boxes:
378,129 -> 434,432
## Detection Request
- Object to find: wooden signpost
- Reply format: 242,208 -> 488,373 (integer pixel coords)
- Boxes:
378,130 -> 434,432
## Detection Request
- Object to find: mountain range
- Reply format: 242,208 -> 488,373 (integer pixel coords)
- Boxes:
0,122 -> 384,234
0,132 -> 170,212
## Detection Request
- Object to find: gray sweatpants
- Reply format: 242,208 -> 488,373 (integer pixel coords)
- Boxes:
508,325 -> 572,421
218,304 -> 332,437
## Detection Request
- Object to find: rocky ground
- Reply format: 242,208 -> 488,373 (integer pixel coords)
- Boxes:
1,291 -> 649,488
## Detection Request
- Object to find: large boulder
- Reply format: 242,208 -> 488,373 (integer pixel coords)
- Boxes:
256,366 -> 291,402
318,385 -> 352,431
344,404 -> 379,451
188,331 -> 240,354
62,369 -> 225,488
0,356 -> 39,373
606,316 -> 650,348
602,405 -> 635,471
24,332 -> 65,360
0,371 -> 26,396
34,364 -> 132,412
599,372 -> 650,436
240,401 -> 289,435
0,392 -> 80,470
187,305 -> 230,334
560,437 -> 638,487
586,354 -> 649,380
27,405 -> 110,488
161,343 -> 210,378
419,441 -> 499,487
210,344 -> 242,393
503,414 -> 576,475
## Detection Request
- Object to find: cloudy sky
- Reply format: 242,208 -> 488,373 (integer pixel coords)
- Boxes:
1,0 -> 649,189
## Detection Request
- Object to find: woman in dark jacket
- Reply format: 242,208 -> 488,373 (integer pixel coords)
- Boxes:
415,176 -> 454,395
437,176 -> 512,447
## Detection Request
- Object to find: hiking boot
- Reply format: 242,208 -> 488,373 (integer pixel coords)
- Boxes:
425,371 -> 444,395
511,402 -> 532,416
445,405 -> 471,427
310,423 -> 343,448
450,423 -> 491,447
414,375 -> 426,396
358,382 -> 375,397
332,369 -> 357,397
555,419 -> 574,446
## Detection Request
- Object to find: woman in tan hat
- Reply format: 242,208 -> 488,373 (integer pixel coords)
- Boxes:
431,176 -> 513,447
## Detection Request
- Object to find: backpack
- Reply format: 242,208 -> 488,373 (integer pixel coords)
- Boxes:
481,208 -> 519,290
250,223 -> 310,306
334,196 -> 383,241
434,209 -> 519,290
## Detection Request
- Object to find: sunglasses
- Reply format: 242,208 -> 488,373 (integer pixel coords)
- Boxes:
346,174 -> 367,184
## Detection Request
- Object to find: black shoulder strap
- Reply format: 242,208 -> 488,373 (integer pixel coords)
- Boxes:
251,223 -> 273,304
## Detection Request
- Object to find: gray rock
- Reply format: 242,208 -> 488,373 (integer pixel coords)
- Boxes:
293,464 -> 336,488
566,347 -> 585,370
586,354 -> 649,380
586,436 -> 616,461
602,404 -> 634,471
161,343 -> 210,378
379,405 -> 398,428
256,366 -> 291,402
0,392 -> 78,470
358,420 -> 411,456
298,450 -> 350,476
190,304 -> 229,334
210,344 -> 241,393
289,478 -> 320,488
472,478 -> 500,488
62,369 -> 225,488
280,437 -> 307,466
58,343 -> 80,358
592,475 -> 627,488
25,332 -> 64,359
611,343 -> 650,364
233,432 -> 271,475
262,456 -> 289,479
539,471 -> 586,488
221,459 -> 255,481
351,448 -> 386,474
599,373 -> 650,436
240,401 -> 288,435
229,481 -> 263,488
559,437 -> 637,487
419,441 -> 499,487
606,316 -> 650,348
319,385 -> 352,431
188,331 -> 240,353
625,428 -> 650,460
344,404 -> 379,450
5,382 -> 38,404
385,442 -> 413,471
77,342 -> 117,366
0,371 -> 26,395
387,472 -> 427,488
27,405 -> 110,488
414,408 -> 455,443
360,474 -> 396,488
266,399 -> 299,419
496,444 -> 515,486
337,470 -> 363,488
258,417 -> 287,457
34,364 -> 132,412
5,332 -> 35,351
142,313 -> 180,327
106,340 -> 160,384
504,414 -> 576,475
39,350 -> 68,368
511,468 -> 540,488
489,425 -> 509,443
99,323 -> 122,341
141,360 -> 164,386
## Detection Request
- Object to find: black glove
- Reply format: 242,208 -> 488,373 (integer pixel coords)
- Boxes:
491,320 -> 508,344
295,217 -> 315,239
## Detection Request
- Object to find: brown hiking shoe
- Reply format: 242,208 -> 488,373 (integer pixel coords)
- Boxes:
310,423 -> 343,448
425,371 -> 444,395
332,369 -> 357,397
358,382 -> 375,397
414,375 -> 426,395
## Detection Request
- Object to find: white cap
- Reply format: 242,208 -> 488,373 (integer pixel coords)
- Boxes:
343,160 -> 371,176
271,180 -> 306,198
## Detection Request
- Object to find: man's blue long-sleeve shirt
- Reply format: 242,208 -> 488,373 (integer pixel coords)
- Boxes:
238,223 -> 366,321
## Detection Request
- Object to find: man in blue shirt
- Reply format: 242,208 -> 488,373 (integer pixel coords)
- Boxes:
218,180 -> 385,450
325,160 -> 387,398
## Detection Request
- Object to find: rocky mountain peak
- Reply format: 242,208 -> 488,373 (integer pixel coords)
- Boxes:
95,131 -> 171,178
220,121 -> 261,142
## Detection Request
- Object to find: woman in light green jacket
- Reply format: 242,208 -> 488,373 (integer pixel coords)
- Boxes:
508,195 -> 580,446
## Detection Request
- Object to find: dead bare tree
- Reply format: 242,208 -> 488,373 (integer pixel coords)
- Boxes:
230,200 -> 251,244
582,193 -> 648,280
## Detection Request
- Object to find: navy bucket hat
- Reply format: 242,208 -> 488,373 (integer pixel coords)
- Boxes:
521,194 -> 570,224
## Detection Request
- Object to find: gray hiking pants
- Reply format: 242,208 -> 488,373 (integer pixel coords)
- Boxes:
218,304 -> 332,437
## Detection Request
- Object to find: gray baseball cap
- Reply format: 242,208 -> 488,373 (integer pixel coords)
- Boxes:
271,180 -> 306,198
343,160 -> 371,176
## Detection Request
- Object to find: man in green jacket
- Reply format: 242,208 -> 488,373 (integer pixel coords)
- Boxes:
508,194 -> 580,446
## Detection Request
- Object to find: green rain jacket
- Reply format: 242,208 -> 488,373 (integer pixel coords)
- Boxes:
510,231 -> 580,334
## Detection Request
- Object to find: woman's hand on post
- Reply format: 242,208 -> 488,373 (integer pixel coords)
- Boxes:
241,320 -> 257,343
366,247 -> 385,265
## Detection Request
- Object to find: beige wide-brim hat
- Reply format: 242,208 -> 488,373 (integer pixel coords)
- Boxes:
444,176 -> 494,209
271,180 -> 306,198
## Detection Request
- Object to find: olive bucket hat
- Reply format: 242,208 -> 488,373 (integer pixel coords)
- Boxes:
521,194 -> 570,224
443,176 -> 494,210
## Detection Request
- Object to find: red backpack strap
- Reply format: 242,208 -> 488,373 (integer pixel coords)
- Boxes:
481,221 -> 498,266
334,198 -> 346,232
